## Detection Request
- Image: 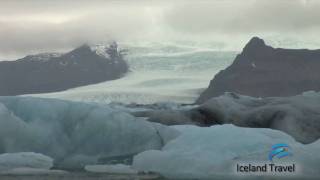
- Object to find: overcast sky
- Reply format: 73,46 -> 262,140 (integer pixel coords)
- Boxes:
0,0 -> 319,59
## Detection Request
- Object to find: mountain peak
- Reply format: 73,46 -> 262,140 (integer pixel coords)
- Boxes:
247,37 -> 265,46
243,37 -> 266,53
74,44 -> 92,51
67,44 -> 94,57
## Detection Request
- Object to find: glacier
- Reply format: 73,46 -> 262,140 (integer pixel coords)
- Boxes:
27,45 -> 237,104
0,96 -> 179,168
133,124 -> 320,179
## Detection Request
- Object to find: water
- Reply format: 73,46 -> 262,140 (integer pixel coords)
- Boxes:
28,42 -> 237,104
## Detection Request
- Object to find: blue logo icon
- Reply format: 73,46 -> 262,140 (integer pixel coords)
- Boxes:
268,143 -> 292,161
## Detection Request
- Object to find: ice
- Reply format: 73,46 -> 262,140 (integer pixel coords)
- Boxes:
0,168 -> 67,175
197,92 -> 320,143
85,164 -> 138,174
26,49 -> 236,104
0,96 -> 179,168
0,152 -> 53,171
136,92 -> 320,143
133,124 -> 320,179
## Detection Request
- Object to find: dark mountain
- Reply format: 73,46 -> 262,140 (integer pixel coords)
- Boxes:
0,43 -> 128,95
197,37 -> 320,103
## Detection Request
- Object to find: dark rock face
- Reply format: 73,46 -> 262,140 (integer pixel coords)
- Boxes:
197,37 -> 320,103
0,44 -> 128,95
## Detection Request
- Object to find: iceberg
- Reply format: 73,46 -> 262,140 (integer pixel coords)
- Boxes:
140,92 -> 320,143
0,96 -> 179,168
0,168 -> 67,175
133,124 -> 320,179
0,152 -> 53,171
196,92 -> 320,143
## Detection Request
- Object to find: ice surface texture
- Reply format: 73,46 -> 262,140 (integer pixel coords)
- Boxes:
133,124 -> 320,179
0,152 -> 53,171
28,47 -> 236,104
197,92 -> 320,143
0,96 -> 179,168
138,92 -> 320,144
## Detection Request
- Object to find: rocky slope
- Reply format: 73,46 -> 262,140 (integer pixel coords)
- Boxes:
0,43 -> 128,95
197,37 -> 320,103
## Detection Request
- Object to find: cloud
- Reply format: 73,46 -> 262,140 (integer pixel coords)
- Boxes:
0,0 -> 165,59
164,0 -> 320,34
0,0 -> 320,59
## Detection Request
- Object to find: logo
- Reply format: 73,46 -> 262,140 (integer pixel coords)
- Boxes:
268,143 -> 292,161
235,143 -> 297,174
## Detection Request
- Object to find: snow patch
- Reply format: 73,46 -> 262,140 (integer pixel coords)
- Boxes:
26,53 -> 62,62
90,45 -> 111,59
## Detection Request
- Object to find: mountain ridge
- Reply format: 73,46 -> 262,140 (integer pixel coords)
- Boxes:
0,43 -> 128,96
197,37 -> 320,103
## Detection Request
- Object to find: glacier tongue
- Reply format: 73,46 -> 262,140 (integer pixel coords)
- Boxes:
0,96 -> 179,168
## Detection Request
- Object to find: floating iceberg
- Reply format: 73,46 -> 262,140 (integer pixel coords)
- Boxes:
197,92 -> 320,143
133,124 -> 320,179
0,152 -> 53,171
0,96 -> 179,168
0,168 -> 67,175
141,92 -> 320,143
